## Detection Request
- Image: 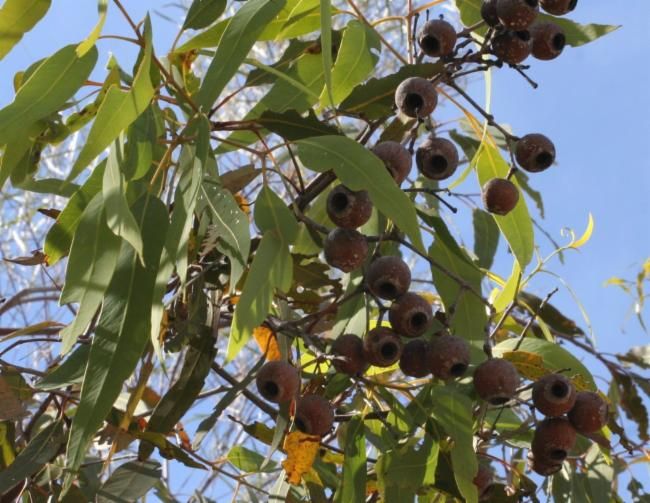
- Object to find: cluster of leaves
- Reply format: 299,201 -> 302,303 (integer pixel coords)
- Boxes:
0,0 -> 647,502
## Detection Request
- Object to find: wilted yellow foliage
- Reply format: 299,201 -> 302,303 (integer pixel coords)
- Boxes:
253,326 -> 281,360
282,431 -> 320,485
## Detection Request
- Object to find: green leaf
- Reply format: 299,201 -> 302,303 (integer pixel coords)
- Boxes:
319,20 -> 380,107
59,193 -> 121,353
44,160 -> 105,265
472,208 -> 500,270
319,0 -> 334,110
0,421 -> 64,494
227,231 -> 293,360
0,44 -> 97,146
376,436 -> 438,494
183,0 -> 227,31
65,194 -> 168,478
77,0 -> 107,57
336,417 -> 366,503
297,135 -> 424,252
583,444 -> 614,503
430,387 -> 478,503
493,338 -> 596,390
196,0 -> 287,109
102,141 -> 144,261
228,445 -> 275,472
257,109 -> 340,141
69,18 -> 154,181
492,261 -> 521,313
122,105 -> 159,181
339,63 -> 442,119
37,344 -> 90,391
96,461 -> 161,503
0,0 -> 51,61
474,143 -> 534,268
425,214 -> 487,340
538,14 -> 620,47
254,185 -> 299,242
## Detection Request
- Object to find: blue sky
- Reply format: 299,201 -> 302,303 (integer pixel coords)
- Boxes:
0,0 -> 648,498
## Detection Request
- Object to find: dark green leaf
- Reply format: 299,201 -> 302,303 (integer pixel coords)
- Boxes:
122,105 -> 159,181
258,109 -> 340,141
472,208 -> 500,269
0,0 -> 51,61
339,63 -> 442,119
254,185 -> 299,242
96,461 -> 161,503
297,135 -> 424,252
0,421 -> 64,494
376,436 -> 438,494
336,417 -> 366,503
37,344 -> 90,391
196,0 -> 287,109
65,194 -> 168,477
183,0 -> 227,31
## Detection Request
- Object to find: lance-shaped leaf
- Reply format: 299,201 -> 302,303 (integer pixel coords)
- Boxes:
103,141 -> 144,260
0,43 -> 97,146
297,135 -> 424,252
430,387 -> 478,503
474,143 -> 534,268
537,14 -> 620,47
59,193 -> 121,353
257,109 -> 340,141
319,20 -> 380,107
196,0 -> 287,109
44,160 -> 105,265
77,0 -> 107,57
96,460 -> 161,503
472,208 -> 500,270
65,194 -> 168,478
182,0 -> 227,31
335,417 -> 366,502
376,436 -> 438,497
255,185 -> 299,241
0,421 -> 64,494
37,344 -> 90,391
0,0 -> 51,61
69,18 -> 155,181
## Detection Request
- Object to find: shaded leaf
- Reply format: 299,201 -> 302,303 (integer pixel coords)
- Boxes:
335,417 -> 366,502
183,0 -> 227,31
258,109 -> 340,141
220,165 -> 262,193
96,461 -> 161,503
254,185 -> 299,242
376,436 -> 438,493
37,344 -> 90,391
472,208 -> 500,269
0,0 -> 51,61
0,376 -> 25,420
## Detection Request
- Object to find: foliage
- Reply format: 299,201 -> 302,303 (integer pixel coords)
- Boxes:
0,1 -> 646,502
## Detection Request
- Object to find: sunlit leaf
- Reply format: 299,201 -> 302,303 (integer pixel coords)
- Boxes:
0,0 -> 51,61
77,0 -> 107,56
336,417 -> 366,502
282,431 -> 320,485
96,461 -> 161,503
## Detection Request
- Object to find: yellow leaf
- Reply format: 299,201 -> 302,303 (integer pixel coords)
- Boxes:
253,326 -> 281,360
282,431 -> 320,485
570,213 -> 594,249
502,351 -> 592,391
321,450 -> 344,465
234,193 -> 251,216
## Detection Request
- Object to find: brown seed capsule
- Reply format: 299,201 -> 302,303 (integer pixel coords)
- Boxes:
294,394 -> 335,436
366,256 -> 412,300
532,417 -> 577,463
256,361 -> 301,404
496,0 -> 539,30
323,228 -> 368,272
515,133 -> 556,172
326,185 -> 373,229
491,30 -> 532,64
473,358 -> 520,404
399,339 -> 432,378
482,178 -> 520,216
371,141 -> 412,184
540,0 -> 577,15
395,77 -> 438,118
363,327 -> 403,367
531,22 -> 566,60
331,334 -> 368,376
418,19 -> 458,57
473,464 -> 494,501
530,456 -> 563,476
481,0 -> 500,27
429,335 -> 471,380
568,391 -> 609,434
416,136 -> 460,181
389,292 -> 434,338
532,374 -> 577,417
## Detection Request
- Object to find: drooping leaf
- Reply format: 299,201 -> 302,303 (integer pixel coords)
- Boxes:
65,194 -> 168,478
182,0 -> 227,31
297,135 -> 424,252
339,63 -> 442,119
37,344 -> 91,391
69,18 -> 155,180
196,0 -> 287,109
335,417 -> 366,502
77,0 -> 107,56
538,14 -> 620,47
320,20 -> 380,107
430,387 -> 478,503
59,193 -> 121,353
474,143 -> 534,268
492,261 -> 521,313
493,338 -> 596,390
254,185 -> 299,241
472,208 -> 500,270
257,109 -> 340,141
96,461 -> 161,503
44,160 -> 105,265
0,44 -> 97,146
122,105 -> 160,181
0,421 -> 64,494
0,0 -> 51,61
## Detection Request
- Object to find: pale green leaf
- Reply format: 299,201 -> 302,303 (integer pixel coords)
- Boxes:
77,0 -> 107,56
0,0 -> 51,61
97,461 -> 161,503
254,185 -> 299,242
336,417 -> 366,502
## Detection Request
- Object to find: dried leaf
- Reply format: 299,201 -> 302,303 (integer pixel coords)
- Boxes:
0,376 -> 26,420
4,250 -> 48,266
253,326 -> 281,361
37,208 -> 61,219
282,431 -> 320,485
